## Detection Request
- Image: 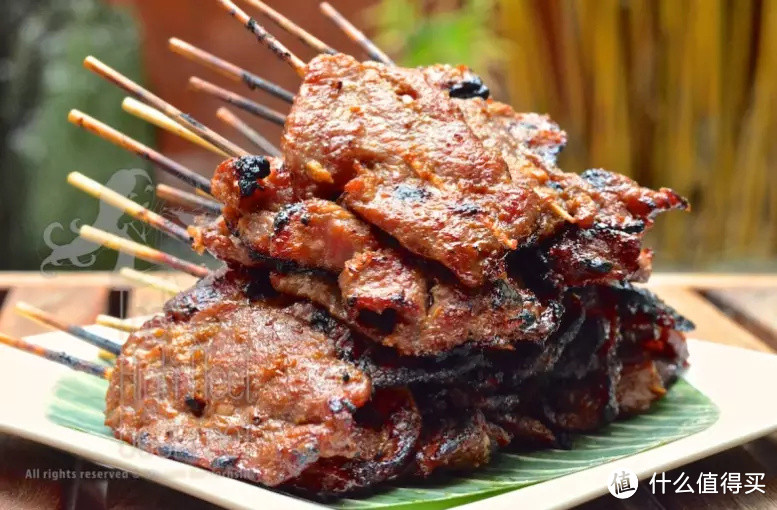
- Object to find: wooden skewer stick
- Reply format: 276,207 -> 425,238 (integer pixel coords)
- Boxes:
68,172 -> 191,243
122,97 -> 227,157
68,109 -> 213,193
156,184 -> 222,215
243,0 -> 337,55
79,225 -> 210,278
216,108 -> 281,157
189,76 -> 286,126
168,38 -> 295,103
214,0 -> 307,77
96,314 -> 139,333
319,2 -> 394,65
14,302 -> 122,355
0,332 -> 112,379
118,267 -> 183,295
533,187 -> 575,223
83,56 -> 249,157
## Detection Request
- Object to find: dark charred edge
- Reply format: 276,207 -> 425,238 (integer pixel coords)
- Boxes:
245,246 -> 333,278
608,282 -> 695,332
448,75 -> 490,100
272,203 -> 308,233
212,455 -> 240,469
223,94 -> 287,125
246,18 -> 296,64
240,72 -> 296,103
234,155 -> 271,197
184,395 -> 207,417
180,113 -> 206,131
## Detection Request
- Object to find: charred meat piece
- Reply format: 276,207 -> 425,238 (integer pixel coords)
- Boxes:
271,270 -> 561,356
283,53 -> 555,286
414,411 -> 509,477
289,388 -> 422,495
107,285 -> 374,487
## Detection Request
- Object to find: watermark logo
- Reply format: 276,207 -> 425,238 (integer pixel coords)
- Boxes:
608,468 -> 638,499
40,168 -> 154,274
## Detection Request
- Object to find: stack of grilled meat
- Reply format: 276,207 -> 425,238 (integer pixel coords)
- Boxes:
105,54 -> 692,495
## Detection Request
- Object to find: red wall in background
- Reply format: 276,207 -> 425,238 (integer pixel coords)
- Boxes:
107,0 -> 378,184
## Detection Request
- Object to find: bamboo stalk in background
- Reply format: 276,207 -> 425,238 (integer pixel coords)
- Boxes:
496,0 -> 776,266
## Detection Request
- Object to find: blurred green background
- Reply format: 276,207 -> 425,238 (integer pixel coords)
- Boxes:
0,0 -> 775,271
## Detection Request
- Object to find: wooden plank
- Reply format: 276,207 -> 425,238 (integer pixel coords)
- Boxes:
126,286 -> 176,319
649,286 -> 773,353
0,271 -> 198,290
0,286 -> 109,338
704,288 -> 777,349
646,273 -> 777,289
0,272 -> 126,289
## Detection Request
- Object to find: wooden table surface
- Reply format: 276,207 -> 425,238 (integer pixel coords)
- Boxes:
0,271 -> 776,510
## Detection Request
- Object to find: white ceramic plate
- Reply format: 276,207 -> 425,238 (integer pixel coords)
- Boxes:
0,331 -> 775,510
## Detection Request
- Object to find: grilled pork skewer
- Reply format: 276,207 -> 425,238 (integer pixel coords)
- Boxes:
38,1 -> 695,497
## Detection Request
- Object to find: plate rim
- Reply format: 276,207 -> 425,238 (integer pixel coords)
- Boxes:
0,335 -> 775,510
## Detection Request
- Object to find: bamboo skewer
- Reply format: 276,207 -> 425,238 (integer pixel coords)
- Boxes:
68,172 -> 191,244
83,56 -> 249,157
216,108 -> 281,157
0,333 -> 112,379
68,109 -> 213,193
189,76 -> 287,126
244,0 -> 337,55
214,0 -> 307,77
156,184 -> 222,215
319,2 -> 394,65
79,225 -> 210,278
96,315 -> 139,333
14,303 -> 122,355
122,97 -> 227,157
168,38 -> 295,103
118,267 -> 183,295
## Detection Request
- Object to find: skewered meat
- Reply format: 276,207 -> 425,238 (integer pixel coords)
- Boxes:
108,258 -> 691,495
195,179 -> 563,355
98,44 -> 695,497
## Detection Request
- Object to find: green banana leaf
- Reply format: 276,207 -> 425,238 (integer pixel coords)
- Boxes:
48,373 -> 718,509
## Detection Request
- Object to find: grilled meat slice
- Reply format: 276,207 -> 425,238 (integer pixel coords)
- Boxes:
283,53 -> 555,286
289,388 -> 422,494
107,275 -> 373,487
414,410 -> 509,477
421,64 -> 567,167
271,270 -> 560,356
